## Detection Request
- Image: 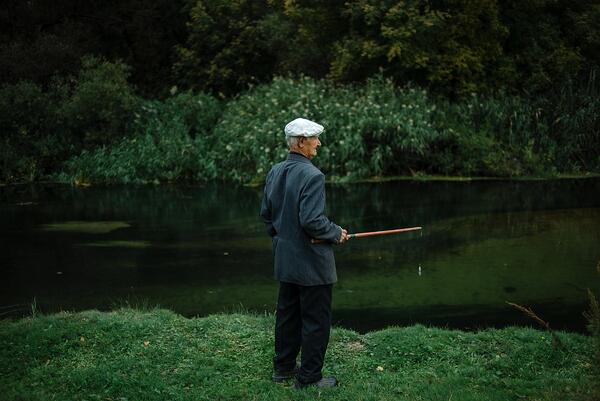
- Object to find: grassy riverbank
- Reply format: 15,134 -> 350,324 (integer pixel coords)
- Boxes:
0,309 -> 597,401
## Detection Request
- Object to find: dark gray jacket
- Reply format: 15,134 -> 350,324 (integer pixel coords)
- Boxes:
260,152 -> 342,285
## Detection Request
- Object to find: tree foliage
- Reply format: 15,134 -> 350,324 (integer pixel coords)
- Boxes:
174,0 -> 276,95
173,0 -> 600,96
330,0 -> 509,95
2,0 -> 599,96
1,0 -> 599,184
0,57 -> 140,183
501,0 -> 585,92
0,0 -> 187,95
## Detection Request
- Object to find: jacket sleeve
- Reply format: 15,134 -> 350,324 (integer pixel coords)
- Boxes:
259,170 -> 277,237
298,173 -> 341,243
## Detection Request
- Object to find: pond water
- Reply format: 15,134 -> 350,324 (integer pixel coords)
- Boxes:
1,179 -> 599,333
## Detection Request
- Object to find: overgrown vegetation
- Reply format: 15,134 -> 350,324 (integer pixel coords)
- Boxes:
0,57 -> 138,183
584,289 -> 600,370
2,65 -> 599,185
3,1 -> 600,97
55,74 -> 599,185
57,91 -> 222,185
1,1 -> 599,184
173,0 -> 600,96
0,309 -> 597,401
583,261 -> 600,372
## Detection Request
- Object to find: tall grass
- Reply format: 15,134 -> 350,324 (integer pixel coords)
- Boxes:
212,76 -> 445,183
211,76 -> 573,183
436,93 -> 551,176
538,69 -> 600,171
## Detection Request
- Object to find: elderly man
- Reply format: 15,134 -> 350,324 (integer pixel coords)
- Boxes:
260,117 -> 349,389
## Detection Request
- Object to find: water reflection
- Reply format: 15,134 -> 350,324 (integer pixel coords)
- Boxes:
1,179 -> 599,332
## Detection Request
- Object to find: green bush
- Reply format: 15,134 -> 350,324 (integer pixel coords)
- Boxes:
0,56 -> 141,183
135,90 -> 222,141
0,81 -> 70,182
436,94 -> 552,176
536,73 -> 600,171
211,76 -> 572,183
58,92 -> 222,184
212,76 -> 444,183
59,56 -> 139,149
6,73 -> 599,185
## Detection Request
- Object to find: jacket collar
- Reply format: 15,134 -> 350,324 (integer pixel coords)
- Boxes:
287,151 -> 312,164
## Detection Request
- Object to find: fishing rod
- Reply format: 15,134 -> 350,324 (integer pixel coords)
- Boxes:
311,226 -> 422,244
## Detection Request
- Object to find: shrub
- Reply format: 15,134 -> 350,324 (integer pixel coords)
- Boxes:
8,73 -> 599,185
0,56 -> 141,183
436,93 -> 552,176
135,90 -> 222,141
59,56 -> 139,149
212,76 -> 444,183
0,81 -> 69,182
58,92 -> 222,184
536,71 -> 600,171
211,76 -> 575,183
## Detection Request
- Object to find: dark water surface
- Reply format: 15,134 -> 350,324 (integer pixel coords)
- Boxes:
1,179 -> 599,333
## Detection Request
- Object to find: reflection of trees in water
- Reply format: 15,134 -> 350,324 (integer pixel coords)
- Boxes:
1,183 -> 269,307
3,179 -> 598,231
328,179 -> 600,265
1,179 -> 599,323
1,183 -> 262,232
328,179 -> 600,229
328,180 -> 598,232
3,180 -> 599,267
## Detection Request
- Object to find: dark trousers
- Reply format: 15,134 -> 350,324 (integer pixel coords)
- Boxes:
273,281 -> 333,384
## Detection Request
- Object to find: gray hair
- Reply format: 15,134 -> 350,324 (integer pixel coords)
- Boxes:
286,136 -> 301,149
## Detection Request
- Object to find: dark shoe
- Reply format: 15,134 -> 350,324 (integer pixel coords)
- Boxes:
294,376 -> 338,389
272,366 -> 298,382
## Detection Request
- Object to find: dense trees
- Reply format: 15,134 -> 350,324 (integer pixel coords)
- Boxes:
0,0 -> 187,95
1,0 -> 598,96
328,0 -> 510,95
172,0 -> 599,96
0,57 -> 139,182
174,0 -> 277,95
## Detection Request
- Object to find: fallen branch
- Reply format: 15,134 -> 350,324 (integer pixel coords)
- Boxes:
506,301 -> 564,350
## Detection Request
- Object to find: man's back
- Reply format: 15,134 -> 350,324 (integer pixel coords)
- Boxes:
260,152 -> 341,285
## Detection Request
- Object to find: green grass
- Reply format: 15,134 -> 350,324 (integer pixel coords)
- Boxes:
0,309 -> 597,401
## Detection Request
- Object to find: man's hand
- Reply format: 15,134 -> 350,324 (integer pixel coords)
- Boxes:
338,228 -> 350,244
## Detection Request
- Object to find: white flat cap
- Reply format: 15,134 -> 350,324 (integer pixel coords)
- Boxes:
284,118 -> 324,137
